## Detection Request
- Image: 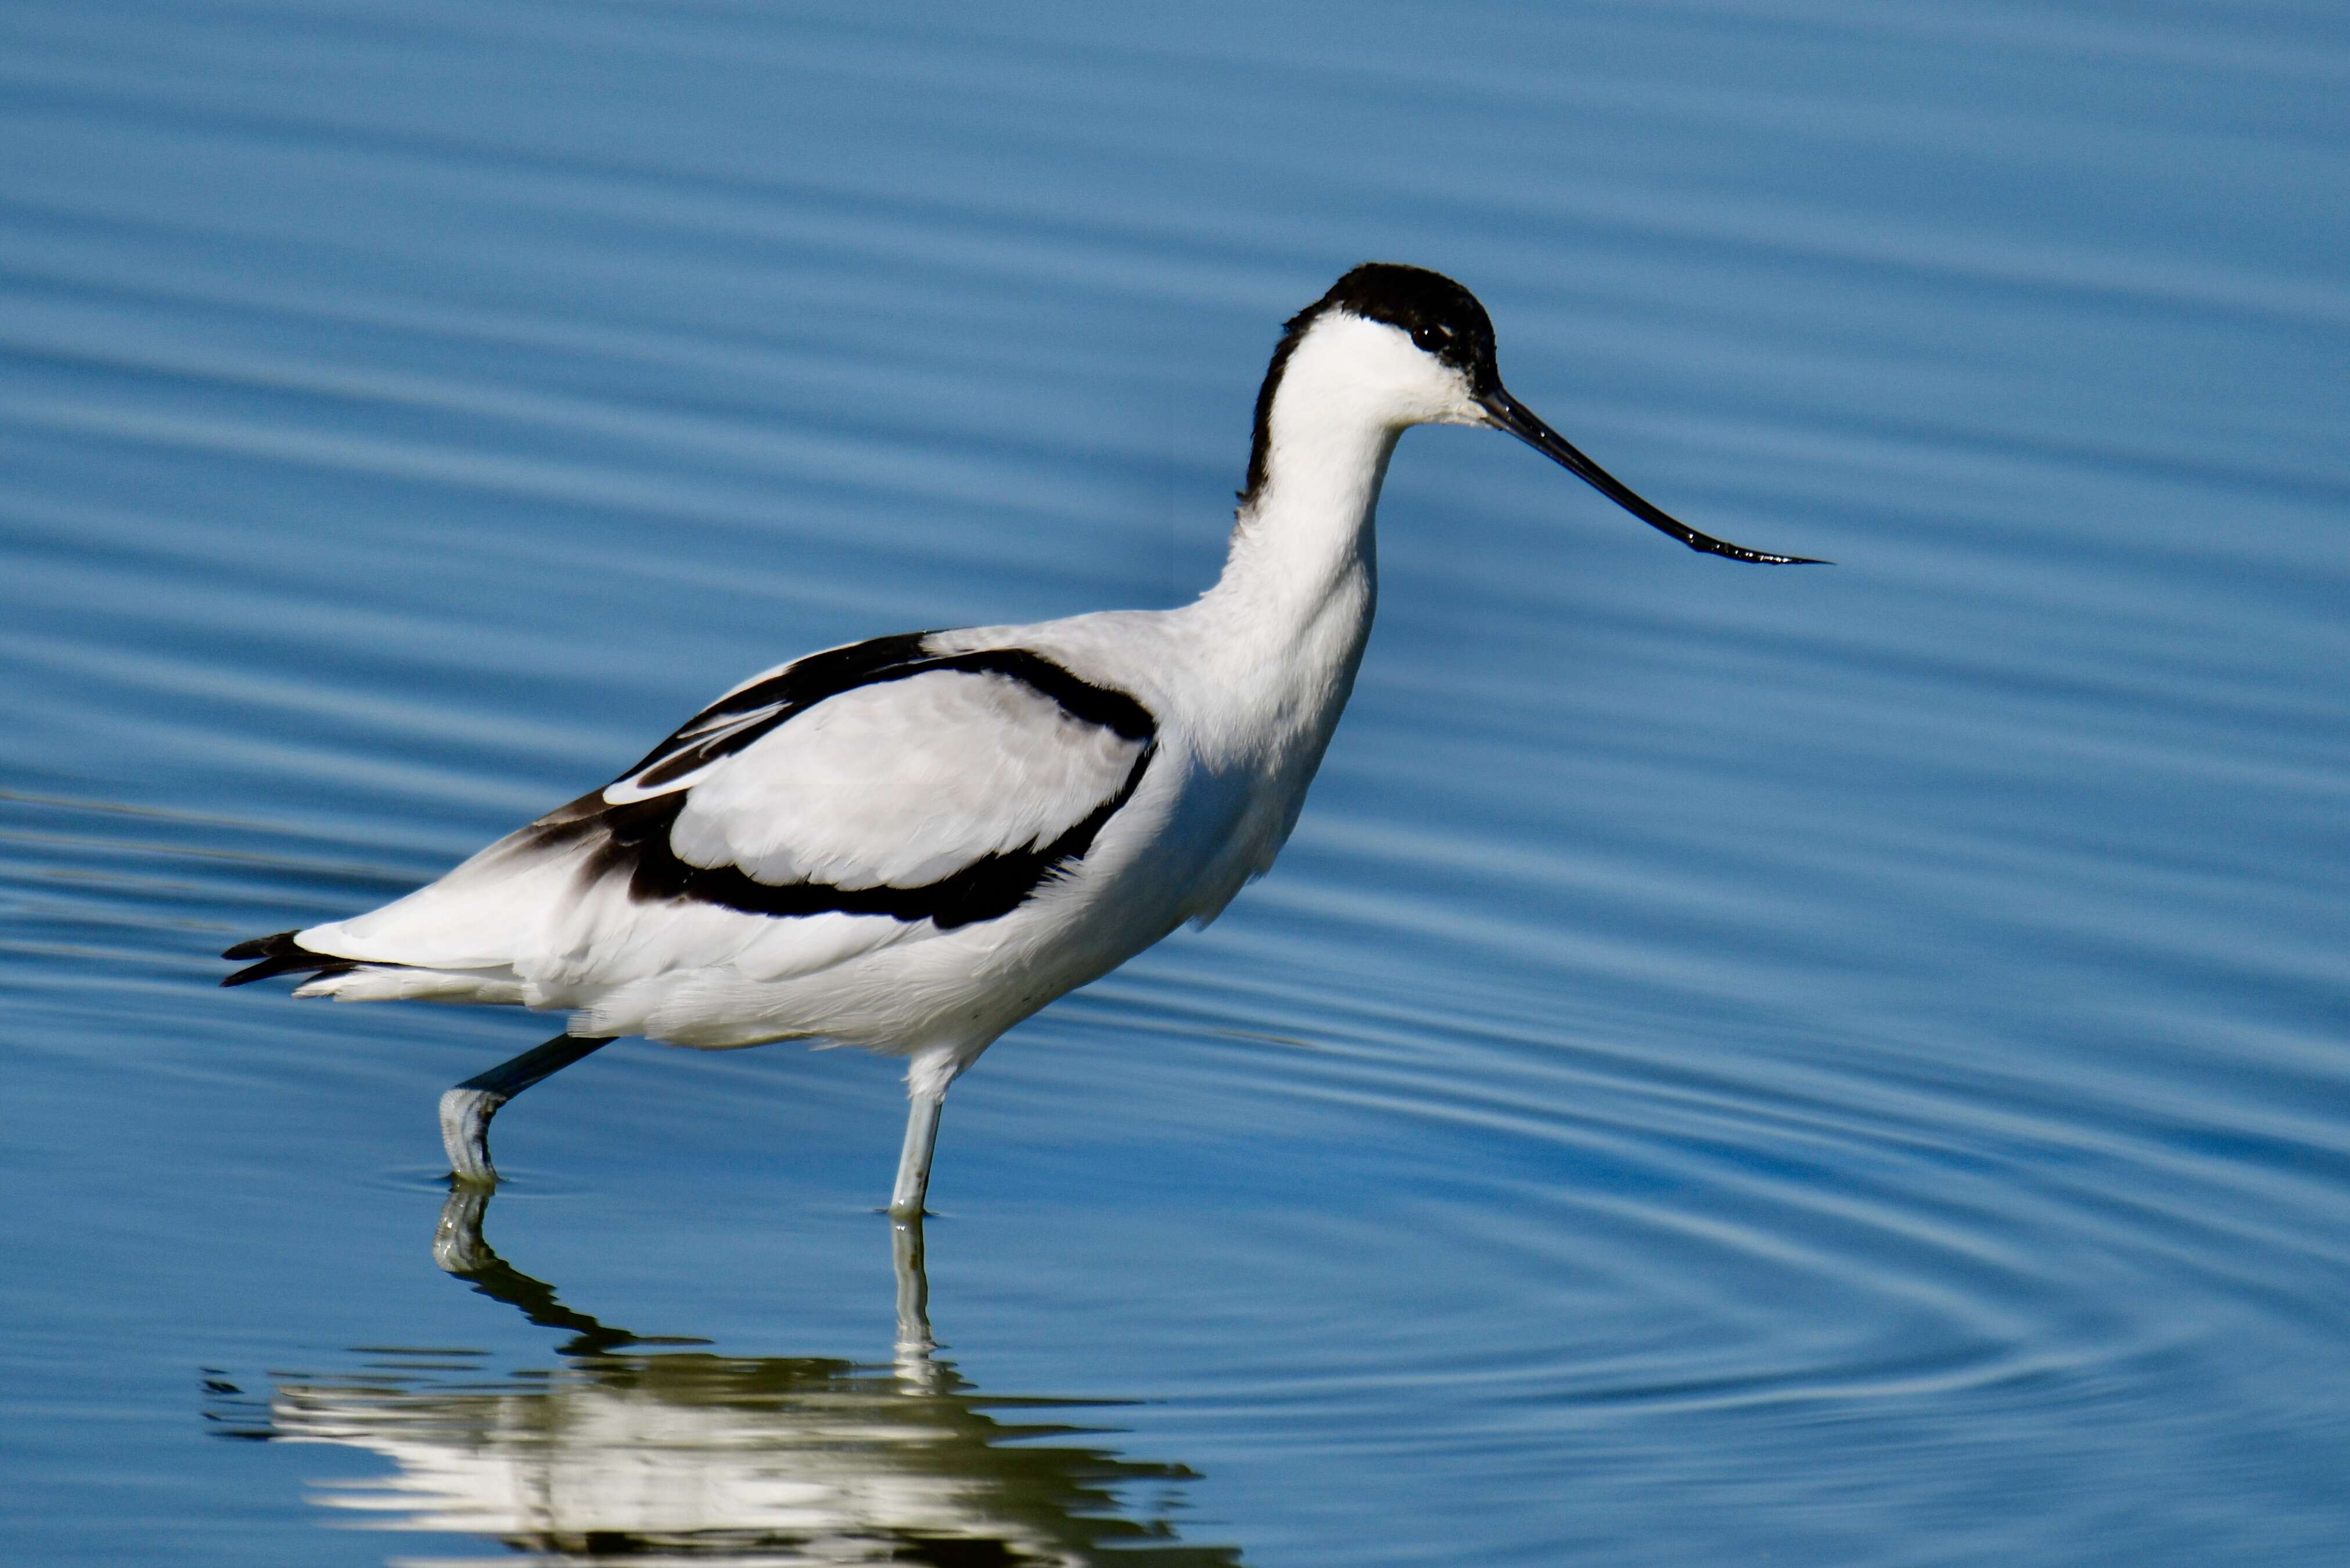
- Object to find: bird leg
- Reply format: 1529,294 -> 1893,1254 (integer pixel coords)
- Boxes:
888,1092 -> 944,1219
887,1049 -> 961,1219
439,1033 -> 614,1185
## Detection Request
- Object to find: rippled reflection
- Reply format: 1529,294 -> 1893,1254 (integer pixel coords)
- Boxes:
208,1191 -> 1239,1566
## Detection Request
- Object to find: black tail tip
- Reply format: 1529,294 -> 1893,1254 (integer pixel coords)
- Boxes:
221,930 -> 355,988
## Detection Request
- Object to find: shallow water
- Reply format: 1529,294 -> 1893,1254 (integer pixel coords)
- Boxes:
5,3 -> 2348,1563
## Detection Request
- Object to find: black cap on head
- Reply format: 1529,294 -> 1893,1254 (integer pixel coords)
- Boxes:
1244,262 -> 1499,503
1311,262 -> 1500,393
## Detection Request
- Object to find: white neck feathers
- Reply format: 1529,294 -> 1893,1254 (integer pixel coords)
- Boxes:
1212,313 -> 1425,615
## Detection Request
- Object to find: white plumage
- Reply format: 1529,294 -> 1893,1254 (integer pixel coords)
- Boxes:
224,264 -> 1814,1215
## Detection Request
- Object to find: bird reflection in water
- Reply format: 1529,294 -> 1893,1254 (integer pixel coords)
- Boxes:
206,1191 -> 1241,1566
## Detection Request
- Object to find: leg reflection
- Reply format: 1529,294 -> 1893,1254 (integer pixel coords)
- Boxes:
429,1183 -> 704,1357
429,1186 -> 939,1372
209,1186 -> 1243,1563
892,1214 -> 939,1375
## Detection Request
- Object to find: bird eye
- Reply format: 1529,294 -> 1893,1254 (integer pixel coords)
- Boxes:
1410,325 -> 1445,352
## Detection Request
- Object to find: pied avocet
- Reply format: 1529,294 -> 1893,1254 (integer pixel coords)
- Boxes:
225,263 -> 1818,1216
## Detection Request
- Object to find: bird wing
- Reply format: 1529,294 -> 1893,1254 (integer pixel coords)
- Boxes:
618,642 -> 1159,929
291,634 -> 1159,980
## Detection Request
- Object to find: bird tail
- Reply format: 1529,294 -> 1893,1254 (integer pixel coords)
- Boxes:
220,930 -> 363,988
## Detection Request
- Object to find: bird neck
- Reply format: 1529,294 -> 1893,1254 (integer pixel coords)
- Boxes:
1180,330 -> 1404,775
1205,322 -> 1403,634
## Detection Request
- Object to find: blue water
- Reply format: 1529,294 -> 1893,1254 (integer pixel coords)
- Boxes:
5,2 -> 2348,1563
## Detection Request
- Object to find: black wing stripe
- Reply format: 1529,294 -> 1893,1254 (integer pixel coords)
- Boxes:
621,739 -> 1155,930
536,639 -> 1162,931
623,631 -> 938,789
617,634 -> 1157,790
922,649 -> 1156,740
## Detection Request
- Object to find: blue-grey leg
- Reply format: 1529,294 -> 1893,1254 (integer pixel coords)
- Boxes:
887,1048 -> 963,1220
439,1033 -> 614,1185
887,1091 -> 944,1219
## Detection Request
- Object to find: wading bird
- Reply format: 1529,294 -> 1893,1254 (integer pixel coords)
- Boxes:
224,263 -> 1818,1215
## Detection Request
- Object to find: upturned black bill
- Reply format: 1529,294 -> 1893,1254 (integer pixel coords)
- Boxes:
1481,388 -> 1827,565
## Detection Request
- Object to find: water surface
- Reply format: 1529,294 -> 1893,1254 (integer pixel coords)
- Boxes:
4,3 -> 2348,1563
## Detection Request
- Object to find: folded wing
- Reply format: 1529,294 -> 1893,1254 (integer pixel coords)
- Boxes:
253,635 -> 1159,991
615,645 -> 1159,929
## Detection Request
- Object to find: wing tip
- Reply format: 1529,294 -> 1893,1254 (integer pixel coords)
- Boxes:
220,930 -> 361,988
